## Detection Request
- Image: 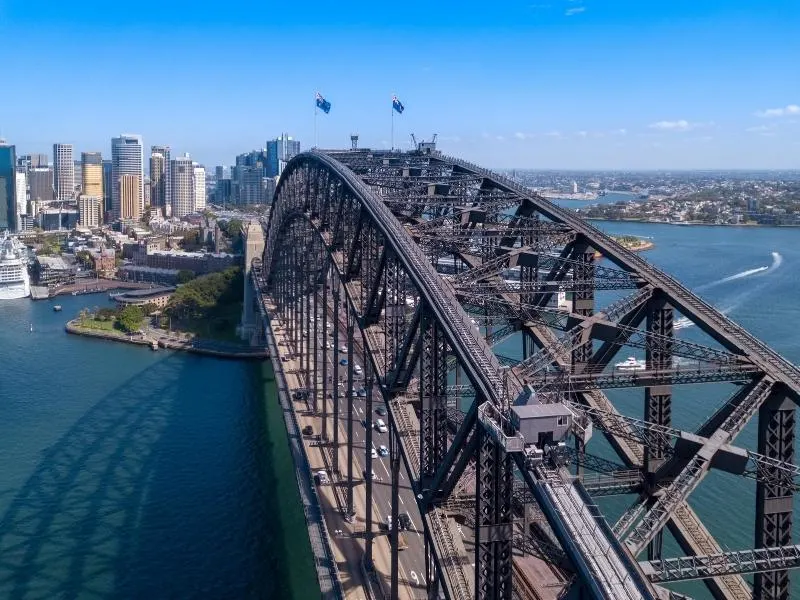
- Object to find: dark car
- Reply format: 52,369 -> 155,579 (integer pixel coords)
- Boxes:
375,406 -> 387,416
302,425 -> 314,436
399,513 -> 412,530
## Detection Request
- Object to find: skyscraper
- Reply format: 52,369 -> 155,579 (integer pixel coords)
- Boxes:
111,134 -> 143,219
119,174 -> 141,220
78,195 -> 102,228
170,154 -> 194,218
53,143 -> 74,200
193,164 -> 206,212
73,160 -> 82,194
29,167 -> 55,202
150,146 -> 170,209
0,140 -> 16,231
81,152 -> 103,200
102,160 -> 112,214
15,171 -> 27,230
266,133 -> 300,177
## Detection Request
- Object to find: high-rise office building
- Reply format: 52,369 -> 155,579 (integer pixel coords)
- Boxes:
0,140 -> 16,231
170,154 -> 194,218
81,152 -> 103,200
15,171 -> 27,230
29,167 -> 55,202
16,153 -> 48,173
53,143 -> 74,200
102,160 -> 112,214
119,174 -> 141,220
73,160 -> 82,194
150,146 -> 171,209
78,195 -> 102,228
111,134 -> 143,219
266,133 -> 300,177
193,164 -> 206,212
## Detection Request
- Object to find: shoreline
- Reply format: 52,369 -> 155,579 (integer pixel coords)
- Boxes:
65,319 -> 269,360
587,217 -> 800,229
595,238 -> 654,259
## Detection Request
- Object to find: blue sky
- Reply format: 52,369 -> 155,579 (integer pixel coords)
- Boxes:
1,0 -> 798,169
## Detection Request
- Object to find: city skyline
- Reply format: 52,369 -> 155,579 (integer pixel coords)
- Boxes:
0,1 -> 798,169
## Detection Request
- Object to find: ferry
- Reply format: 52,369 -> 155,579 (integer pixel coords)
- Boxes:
614,356 -> 646,372
0,234 -> 31,300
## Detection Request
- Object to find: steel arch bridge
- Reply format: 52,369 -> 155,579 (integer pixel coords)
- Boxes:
255,148 -> 800,600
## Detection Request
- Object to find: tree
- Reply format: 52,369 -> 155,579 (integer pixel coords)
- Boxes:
177,270 -> 196,284
117,305 -> 144,333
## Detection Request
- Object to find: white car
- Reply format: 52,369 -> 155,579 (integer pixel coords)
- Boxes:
375,419 -> 388,434
354,364 -> 363,375
371,447 -> 378,459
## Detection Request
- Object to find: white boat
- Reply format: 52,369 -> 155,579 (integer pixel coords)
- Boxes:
614,356 -> 646,372
0,234 -> 31,300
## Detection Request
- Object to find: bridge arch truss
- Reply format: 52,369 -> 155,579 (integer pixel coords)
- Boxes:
256,149 -> 800,600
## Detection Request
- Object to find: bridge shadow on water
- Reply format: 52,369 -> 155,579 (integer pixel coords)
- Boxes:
0,353 -> 310,599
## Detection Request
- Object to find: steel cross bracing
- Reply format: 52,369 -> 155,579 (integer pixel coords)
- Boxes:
260,150 -> 661,600
640,545 -> 800,583
359,148 -> 798,600
261,149 -> 800,600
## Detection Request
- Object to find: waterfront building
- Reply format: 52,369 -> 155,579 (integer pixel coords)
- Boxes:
53,143 -> 75,200
81,152 -> 104,200
266,133 -> 300,177
29,167 -> 55,202
193,164 -> 206,212
119,174 -> 141,220
111,134 -> 144,219
87,247 -> 116,276
34,254 -> 78,285
0,140 -> 16,231
78,195 -> 103,228
114,286 -> 175,309
170,154 -> 194,218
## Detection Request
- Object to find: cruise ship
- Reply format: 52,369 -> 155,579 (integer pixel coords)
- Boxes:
0,234 -> 31,300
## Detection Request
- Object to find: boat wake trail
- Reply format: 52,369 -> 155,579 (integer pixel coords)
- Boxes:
677,252 -> 783,331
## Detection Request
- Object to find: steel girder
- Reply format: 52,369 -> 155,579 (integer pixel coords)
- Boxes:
641,545 -> 800,584
261,151 -> 664,600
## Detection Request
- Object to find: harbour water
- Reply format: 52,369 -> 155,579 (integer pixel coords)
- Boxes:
565,217 -> 800,597
0,294 -> 318,599
0,217 -> 798,598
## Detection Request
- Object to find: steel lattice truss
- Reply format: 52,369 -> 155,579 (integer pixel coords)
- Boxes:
256,148 -> 800,600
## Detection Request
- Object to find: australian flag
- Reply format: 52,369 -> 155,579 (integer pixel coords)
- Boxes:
392,95 -> 404,114
315,92 -> 331,114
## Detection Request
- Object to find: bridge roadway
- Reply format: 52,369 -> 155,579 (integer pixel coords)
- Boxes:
306,150 -> 658,599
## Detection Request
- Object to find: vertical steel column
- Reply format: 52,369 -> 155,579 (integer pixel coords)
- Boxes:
475,426 -> 513,600
321,267 -> 329,440
644,295 -> 673,561
389,404 -> 400,600
346,311 -> 355,517
298,253 -> 305,376
332,281 -> 340,474
571,242 -> 595,373
754,392 -> 795,600
312,263 -> 319,415
365,358 -> 374,567
420,310 -> 447,481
